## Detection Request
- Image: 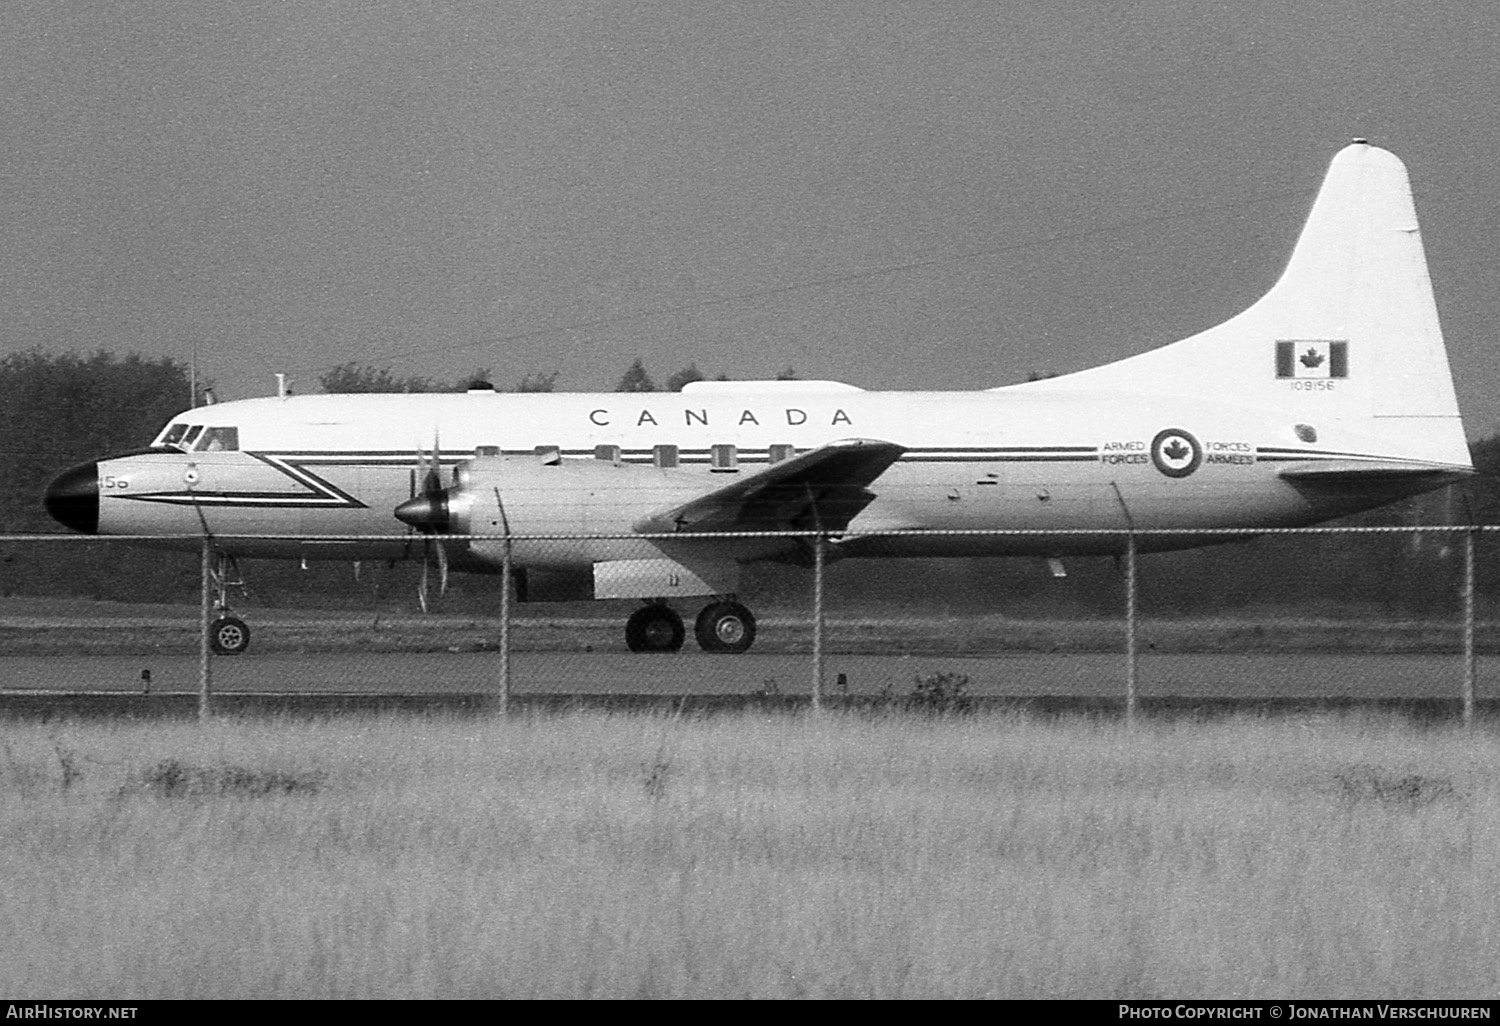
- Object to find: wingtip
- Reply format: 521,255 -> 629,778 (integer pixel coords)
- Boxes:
828,437 -> 908,455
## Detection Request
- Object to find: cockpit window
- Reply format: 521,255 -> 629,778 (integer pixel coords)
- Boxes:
197,427 -> 239,452
154,423 -> 239,452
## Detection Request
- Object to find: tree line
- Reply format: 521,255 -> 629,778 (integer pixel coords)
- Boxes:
315,357 -> 798,394
2,348 -> 1497,617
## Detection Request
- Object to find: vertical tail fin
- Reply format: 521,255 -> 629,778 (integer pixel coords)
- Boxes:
1018,142 -> 1470,468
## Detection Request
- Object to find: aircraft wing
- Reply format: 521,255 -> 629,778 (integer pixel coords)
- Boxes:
634,438 -> 906,535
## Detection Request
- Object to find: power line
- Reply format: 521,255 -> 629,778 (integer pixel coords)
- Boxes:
312,185 -> 1314,376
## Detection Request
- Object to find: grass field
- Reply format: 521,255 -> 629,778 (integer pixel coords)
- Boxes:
2,710 -> 1497,998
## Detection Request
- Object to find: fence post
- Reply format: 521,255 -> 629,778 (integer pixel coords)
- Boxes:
1125,532 -> 1138,726
498,535 -> 512,716
198,536 -> 212,721
812,532 -> 825,713
1464,528 -> 1475,727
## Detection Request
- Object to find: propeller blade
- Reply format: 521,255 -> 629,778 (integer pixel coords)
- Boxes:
424,433 -> 444,496
404,431 -> 451,613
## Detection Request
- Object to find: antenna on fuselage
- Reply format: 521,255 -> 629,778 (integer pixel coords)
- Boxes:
275,373 -> 293,399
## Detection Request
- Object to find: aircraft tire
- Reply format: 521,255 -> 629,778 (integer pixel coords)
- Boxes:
209,616 -> 251,656
625,605 -> 685,653
695,601 -> 756,654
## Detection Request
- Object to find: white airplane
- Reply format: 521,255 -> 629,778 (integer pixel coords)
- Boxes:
44,141 -> 1473,655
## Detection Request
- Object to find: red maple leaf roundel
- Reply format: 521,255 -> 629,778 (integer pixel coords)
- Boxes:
1150,428 -> 1201,478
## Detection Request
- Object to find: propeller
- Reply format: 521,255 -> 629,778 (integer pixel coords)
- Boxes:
394,437 -> 452,612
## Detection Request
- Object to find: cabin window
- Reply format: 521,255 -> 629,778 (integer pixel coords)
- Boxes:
710,444 -> 739,472
196,427 -> 239,452
653,444 -> 679,469
158,424 -> 188,449
534,445 -> 561,465
594,444 -> 621,463
181,425 -> 205,449
769,444 -> 796,464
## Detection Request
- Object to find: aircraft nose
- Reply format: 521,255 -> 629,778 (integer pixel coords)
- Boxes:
43,461 -> 99,534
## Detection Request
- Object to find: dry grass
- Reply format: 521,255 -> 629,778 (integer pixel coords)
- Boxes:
1,711 -> 1497,998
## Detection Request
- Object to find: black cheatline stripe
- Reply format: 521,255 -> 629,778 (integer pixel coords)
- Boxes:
218,448 -> 1111,484
602,452 -> 1100,465
902,454 -> 1099,463
124,494 -> 352,508
277,444 -> 1102,455
126,492 -> 303,502
291,457 -> 426,466
564,448 -> 772,455
276,453 -> 432,462
251,454 -> 365,507
154,454 -> 369,510
904,446 -> 1097,454
275,446 -> 1114,464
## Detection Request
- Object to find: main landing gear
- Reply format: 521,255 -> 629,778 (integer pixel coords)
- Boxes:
625,600 -> 758,654
207,553 -> 251,656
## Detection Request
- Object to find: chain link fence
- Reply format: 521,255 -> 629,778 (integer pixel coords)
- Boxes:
0,526 -> 1493,720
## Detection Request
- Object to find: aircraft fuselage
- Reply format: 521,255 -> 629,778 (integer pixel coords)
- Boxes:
38,143 -> 1477,654
56,384 -> 1456,564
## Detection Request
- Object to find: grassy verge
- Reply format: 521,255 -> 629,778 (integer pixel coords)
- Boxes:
0,596 -> 1493,655
2,711 -> 1497,998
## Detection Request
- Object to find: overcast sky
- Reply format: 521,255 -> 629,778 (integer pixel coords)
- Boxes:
3,2 -> 1498,434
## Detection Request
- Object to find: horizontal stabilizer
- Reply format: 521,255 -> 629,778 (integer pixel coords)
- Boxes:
634,438 -> 906,535
1277,460 -> 1472,485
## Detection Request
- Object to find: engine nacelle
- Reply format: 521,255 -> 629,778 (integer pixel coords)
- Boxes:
513,558 -> 740,602
593,557 -> 738,600
448,455 -> 707,536
396,454 -> 756,600
513,566 -> 592,602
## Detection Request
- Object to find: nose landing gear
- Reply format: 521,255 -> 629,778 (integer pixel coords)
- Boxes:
206,553 -> 251,656
208,614 -> 251,655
